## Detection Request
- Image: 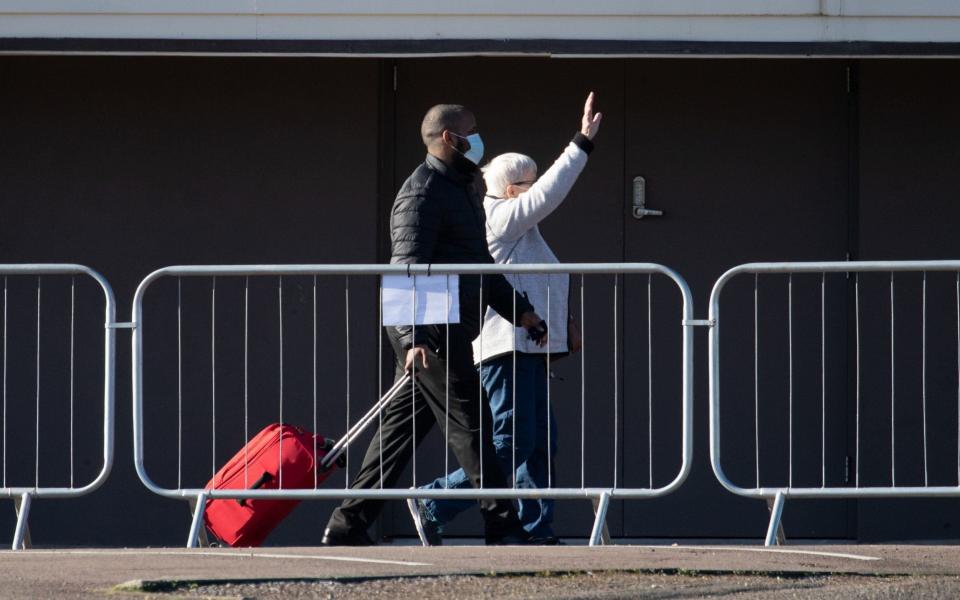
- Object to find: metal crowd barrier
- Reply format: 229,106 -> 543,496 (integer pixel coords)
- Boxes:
709,261 -> 960,546
0,265 -> 116,550
131,263 -> 694,547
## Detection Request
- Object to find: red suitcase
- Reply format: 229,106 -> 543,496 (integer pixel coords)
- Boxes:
203,374 -> 410,547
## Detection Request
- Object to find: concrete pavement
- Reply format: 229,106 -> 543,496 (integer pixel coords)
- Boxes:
2,542 -> 960,598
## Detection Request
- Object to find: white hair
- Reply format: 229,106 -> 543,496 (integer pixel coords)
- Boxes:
481,153 -> 538,198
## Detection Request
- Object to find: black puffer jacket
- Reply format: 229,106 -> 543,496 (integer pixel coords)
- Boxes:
390,152 -> 535,350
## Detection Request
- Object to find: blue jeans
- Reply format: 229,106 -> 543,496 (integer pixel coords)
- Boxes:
419,353 -> 558,537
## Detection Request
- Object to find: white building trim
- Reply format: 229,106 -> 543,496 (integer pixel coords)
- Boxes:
1,1 -> 960,46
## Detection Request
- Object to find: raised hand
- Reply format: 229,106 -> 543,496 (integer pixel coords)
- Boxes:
581,91 -> 603,140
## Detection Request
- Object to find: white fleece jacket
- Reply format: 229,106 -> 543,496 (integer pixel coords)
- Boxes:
472,140 -> 589,364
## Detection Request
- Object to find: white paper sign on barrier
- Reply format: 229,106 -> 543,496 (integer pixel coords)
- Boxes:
380,274 -> 460,326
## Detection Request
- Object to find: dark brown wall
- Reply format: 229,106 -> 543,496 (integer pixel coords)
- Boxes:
856,60 -> 960,541
0,56 -> 381,545
0,56 -> 959,545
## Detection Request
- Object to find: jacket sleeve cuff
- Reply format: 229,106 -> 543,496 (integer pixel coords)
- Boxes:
572,132 -> 594,155
514,293 -> 535,324
394,326 -> 414,351
398,327 -> 429,349
413,329 -> 429,348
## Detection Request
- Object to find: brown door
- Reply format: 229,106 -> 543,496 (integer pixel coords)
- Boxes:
622,60 -> 854,538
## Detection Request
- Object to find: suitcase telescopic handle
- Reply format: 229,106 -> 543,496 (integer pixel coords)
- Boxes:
320,373 -> 413,470
237,472 -> 274,507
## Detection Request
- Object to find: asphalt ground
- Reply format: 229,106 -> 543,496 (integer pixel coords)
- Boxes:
3,541 -> 960,598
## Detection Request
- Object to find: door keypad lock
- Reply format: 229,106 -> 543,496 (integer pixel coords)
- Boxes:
632,176 -> 663,219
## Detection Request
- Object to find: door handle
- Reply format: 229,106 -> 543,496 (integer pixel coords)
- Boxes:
632,176 -> 663,219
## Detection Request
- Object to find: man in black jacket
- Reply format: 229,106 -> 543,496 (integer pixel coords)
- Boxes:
322,104 -> 546,546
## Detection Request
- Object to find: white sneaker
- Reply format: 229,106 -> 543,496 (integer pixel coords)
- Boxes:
406,496 -> 443,546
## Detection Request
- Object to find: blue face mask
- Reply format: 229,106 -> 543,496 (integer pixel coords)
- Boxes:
450,132 -> 485,165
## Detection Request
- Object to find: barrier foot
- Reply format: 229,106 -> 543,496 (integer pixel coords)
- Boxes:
589,491 -> 612,547
187,496 -> 212,547
764,493 -> 786,547
12,493 -> 33,550
590,495 -> 612,546
187,493 -> 208,549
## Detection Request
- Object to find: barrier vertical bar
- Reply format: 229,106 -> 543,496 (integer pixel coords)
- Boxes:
754,274 -> 760,488
211,277 -> 217,480
613,274 -> 619,489
855,273 -> 861,487
378,279 -> 383,488
177,278 -> 183,490
922,272 -> 929,486
278,277 -> 284,489
446,274 -> 452,489
546,281 -> 552,489
648,274 -> 653,488
788,275 -> 794,489
511,276 -> 516,487
344,276 -> 351,483
244,277 -> 249,489
70,277 -> 76,488
890,273 -> 896,486
580,274 -> 585,490
1,277 -> 5,489
477,273 -> 482,488
3,276 -> 5,487
821,273 -> 826,488
411,274 -> 417,487
312,276 -> 318,488
35,278 -> 41,490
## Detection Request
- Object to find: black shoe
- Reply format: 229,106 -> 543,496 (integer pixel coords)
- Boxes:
321,527 -> 374,546
485,530 -> 534,546
529,535 -> 564,545
406,497 -> 443,546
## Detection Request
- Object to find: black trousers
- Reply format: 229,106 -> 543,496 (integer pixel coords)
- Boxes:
325,324 -> 523,541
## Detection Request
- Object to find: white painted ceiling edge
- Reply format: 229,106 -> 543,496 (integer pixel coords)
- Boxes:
1,0 -> 959,42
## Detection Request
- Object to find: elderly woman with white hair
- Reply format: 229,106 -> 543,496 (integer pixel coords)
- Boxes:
409,93 -> 602,546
